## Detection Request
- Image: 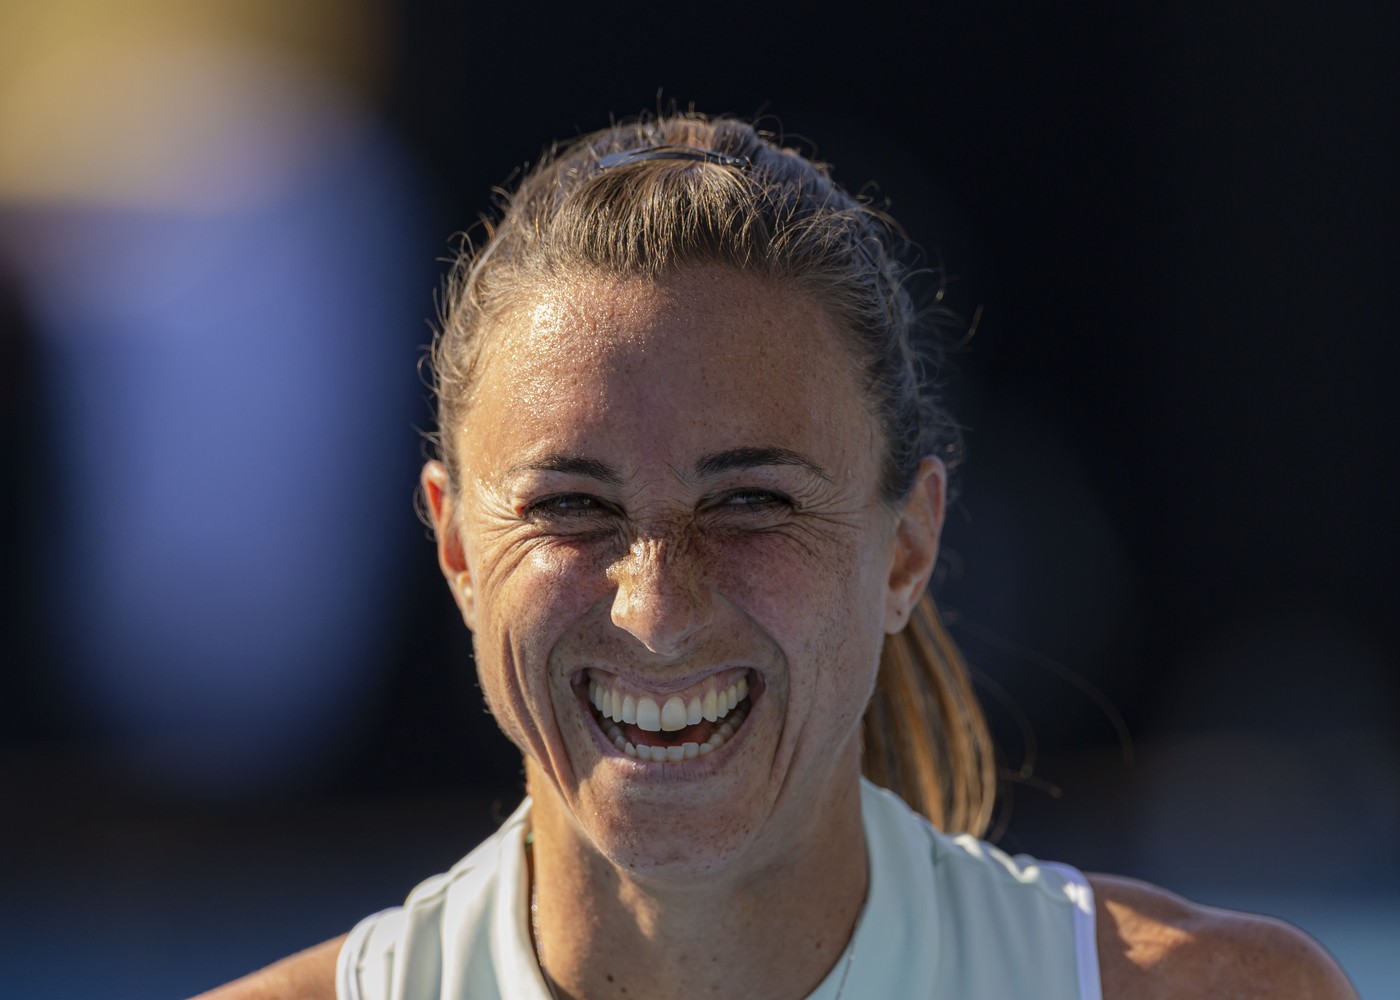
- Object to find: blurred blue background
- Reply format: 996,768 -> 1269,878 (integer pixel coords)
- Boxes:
1,1 -> 1396,997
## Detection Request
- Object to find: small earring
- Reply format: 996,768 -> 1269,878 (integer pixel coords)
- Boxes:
454,572 -> 472,596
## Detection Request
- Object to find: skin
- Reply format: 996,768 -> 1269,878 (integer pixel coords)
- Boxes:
1090,875 -> 1358,999
192,937 -> 342,1000
427,267 -> 934,999
194,267 -> 1357,1000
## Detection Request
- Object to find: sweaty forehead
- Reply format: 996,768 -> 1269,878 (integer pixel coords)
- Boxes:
454,268 -> 881,484
492,269 -> 834,366
473,268 -> 858,408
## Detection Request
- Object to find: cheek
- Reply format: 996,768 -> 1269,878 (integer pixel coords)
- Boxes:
716,530 -> 887,684
475,538 -> 612,635
469,542 -> 614,728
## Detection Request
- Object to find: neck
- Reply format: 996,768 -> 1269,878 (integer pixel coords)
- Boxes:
526,759 -> 868,1000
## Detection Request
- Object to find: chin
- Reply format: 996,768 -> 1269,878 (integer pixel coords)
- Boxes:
569,774 -> 778,883
525,671 -> 786,881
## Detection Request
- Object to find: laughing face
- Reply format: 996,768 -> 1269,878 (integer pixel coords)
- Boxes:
423,266 -> 943,877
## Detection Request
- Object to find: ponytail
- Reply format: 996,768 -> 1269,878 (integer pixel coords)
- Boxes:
862,592 -> 995,836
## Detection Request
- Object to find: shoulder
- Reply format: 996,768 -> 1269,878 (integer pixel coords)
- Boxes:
190,935 -> 344,1000
1087,874 -> 1357,1000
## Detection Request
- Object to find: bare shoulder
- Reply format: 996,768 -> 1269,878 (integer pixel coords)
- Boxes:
1087,874 -> 1356,1000
189,934 -> 346,1000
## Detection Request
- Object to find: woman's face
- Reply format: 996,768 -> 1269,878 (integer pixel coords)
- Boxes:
425,266 -> 942,876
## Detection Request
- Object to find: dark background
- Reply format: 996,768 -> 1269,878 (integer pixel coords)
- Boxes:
2,1 -> 1396,996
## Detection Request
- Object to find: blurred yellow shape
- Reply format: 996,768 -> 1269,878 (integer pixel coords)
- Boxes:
0,0 -> 386,210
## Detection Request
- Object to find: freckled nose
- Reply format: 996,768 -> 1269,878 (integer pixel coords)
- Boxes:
608,537 -> 713,657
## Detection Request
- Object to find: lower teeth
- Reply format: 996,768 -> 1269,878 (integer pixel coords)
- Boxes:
602,706 -> 748,762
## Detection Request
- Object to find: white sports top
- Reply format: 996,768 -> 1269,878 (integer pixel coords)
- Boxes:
337,779 -> 1101,999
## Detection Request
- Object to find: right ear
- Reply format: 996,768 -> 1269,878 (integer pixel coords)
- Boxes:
422,460 -> 475,630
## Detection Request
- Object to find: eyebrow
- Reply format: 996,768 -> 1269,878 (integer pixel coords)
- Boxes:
691,446 -> 833,482
507,446 -> 832,484
507,455 -> 624,484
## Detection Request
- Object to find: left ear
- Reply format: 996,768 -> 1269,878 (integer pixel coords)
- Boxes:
883,456 -> 946,633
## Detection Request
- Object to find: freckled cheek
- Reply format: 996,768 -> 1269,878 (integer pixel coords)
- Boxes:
468,549 -> 614,760
473,543 -> 615,661
714,538 -> 879,685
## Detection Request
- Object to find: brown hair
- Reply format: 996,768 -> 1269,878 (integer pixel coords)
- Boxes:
430,113 -> 996,836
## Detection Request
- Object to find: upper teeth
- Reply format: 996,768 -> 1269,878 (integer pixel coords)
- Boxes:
589,673 -> 749,733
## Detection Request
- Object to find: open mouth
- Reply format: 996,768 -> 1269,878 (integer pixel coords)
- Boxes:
585,667 -> 755,763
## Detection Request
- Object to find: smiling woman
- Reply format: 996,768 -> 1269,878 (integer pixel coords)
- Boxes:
196,113 -> 1358,1000
430,267 -> 920,901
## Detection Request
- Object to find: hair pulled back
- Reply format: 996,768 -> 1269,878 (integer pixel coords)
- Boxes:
430,113 -> 995,836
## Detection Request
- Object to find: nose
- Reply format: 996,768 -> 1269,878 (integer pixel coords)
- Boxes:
607,536 -> 713,657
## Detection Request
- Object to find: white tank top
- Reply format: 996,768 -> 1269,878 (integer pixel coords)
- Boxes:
337,780 -> 1101,999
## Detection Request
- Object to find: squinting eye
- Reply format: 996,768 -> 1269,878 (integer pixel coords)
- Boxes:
526,494 -> 607,518
717,489 -> 790,509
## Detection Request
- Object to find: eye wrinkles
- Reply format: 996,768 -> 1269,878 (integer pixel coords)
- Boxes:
523,488 -> 794,536
500,445 -> 836,530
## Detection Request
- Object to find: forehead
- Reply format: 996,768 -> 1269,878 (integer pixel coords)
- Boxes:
483,268 -> 847,387
460,268 -> 878,473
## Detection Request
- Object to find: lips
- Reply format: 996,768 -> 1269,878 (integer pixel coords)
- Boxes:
584,667 -> 754,763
